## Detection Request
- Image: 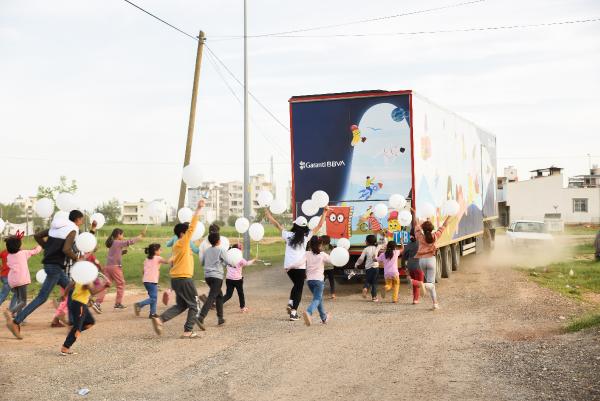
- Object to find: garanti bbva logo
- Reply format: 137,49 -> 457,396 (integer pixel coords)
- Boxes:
298,160 -> 346,170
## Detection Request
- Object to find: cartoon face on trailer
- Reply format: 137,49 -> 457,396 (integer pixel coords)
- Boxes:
325,206 -> 352,239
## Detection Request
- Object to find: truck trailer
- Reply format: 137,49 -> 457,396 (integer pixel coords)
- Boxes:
289,90 -> 497,282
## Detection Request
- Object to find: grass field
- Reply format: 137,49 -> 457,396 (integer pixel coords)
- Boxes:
522,242 -> 600,332
7,224 -> 286,299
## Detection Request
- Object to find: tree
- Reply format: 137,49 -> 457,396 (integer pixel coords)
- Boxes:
227,215 -> 238,227
37,176 -> 78,203
95,198 -> 121,225
0,203 -> 25,223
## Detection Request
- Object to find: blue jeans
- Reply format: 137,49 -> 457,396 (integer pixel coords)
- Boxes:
138,282 -> 158,315
15,264 -> 69,324
306,280 -> 326,321
0,276 -> 11,306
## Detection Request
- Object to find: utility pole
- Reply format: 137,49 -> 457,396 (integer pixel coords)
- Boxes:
178,30 -> 206,210
270,155 -> 275,196
243,0 -> 251,259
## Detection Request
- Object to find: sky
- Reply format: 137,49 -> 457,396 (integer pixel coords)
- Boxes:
1,0 -> 599,210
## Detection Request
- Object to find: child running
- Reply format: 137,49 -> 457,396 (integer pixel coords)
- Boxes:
289,236 -> 331,326
320,236 -> 336,300
4,232 -> 42,320
152,200 -> 205,338
60,278 -> 109,356
401,233 -> 423,304
134,244 -> 169,319
378,241 -> 403,303
413,210 -> 450,310
95,227 -> 145,311
223,244 -> 255,313
0,246 -> 16,310
198,232 -> 227,327
355,234 -> 381,302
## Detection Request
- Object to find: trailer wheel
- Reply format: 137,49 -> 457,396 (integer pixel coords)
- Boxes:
441,246 -> 452,278
435,252 -> 442,283
450,244 -> 461,271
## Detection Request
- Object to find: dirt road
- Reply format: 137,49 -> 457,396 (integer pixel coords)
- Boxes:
1,250 -> 599,401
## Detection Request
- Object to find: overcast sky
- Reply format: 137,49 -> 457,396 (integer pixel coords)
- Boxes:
1,0 -> 599,210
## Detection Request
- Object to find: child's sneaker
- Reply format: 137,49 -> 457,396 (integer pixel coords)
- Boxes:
218,318 -> 226,326
432,303 -> 440,311
361,288 -> 368,298
302,311 -> 312,326
91,302 -> 102,314
372,297 -> 380,303
286,304 -> 292,314
114,304 -> 127,310
134,303 -> 141,317
149,313 -> 159,319
289,311 -> 300,321
4,310 -> 22,339
412,300 -> 420,305
240,307 -> 249,313
151,316 -> 163,336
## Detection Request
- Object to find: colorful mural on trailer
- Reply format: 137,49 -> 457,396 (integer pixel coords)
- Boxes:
290,94 -> 413,247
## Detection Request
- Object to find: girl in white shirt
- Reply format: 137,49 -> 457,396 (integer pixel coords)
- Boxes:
289,236 -> 331,326
355,235 -> 382,302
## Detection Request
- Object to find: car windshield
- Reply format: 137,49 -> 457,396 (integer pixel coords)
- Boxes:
515,222 -> 546,233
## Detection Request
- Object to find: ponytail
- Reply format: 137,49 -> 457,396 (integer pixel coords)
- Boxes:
106,228 -> 123,248
144,243 -> 160,259
309,236 -> 322,255
384,241 -> 396,260
422,221 -> 435,244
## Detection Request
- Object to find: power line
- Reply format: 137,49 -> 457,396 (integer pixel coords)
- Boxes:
122,0 -> 198,41
240,17 -> 600,39
212,0 -> 487,39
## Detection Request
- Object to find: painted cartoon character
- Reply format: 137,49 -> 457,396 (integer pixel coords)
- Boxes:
326,206 -> 352,239
350,125 -> 367,146
386,210 -> 402,239
358,182 -> 382,200
358,209 -> 383,233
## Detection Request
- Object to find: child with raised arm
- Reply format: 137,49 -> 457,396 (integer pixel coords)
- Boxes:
355,234 -> 381,302
289,236 -> 331,326
4,232 -> 42,319
134,244 -> 170,319
151,200 -> 205,338
223,244 -> 255,313
378,241 -> 403,303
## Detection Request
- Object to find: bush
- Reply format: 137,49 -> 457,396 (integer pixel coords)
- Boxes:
213,220 -> 226,228
227,215 -> 238,227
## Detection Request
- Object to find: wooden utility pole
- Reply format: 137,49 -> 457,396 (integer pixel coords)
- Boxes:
178,30 -> 206,210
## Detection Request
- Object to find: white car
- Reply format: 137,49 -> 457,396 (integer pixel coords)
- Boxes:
507,220 -> 553,246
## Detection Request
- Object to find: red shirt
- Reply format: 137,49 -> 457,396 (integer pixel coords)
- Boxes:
0,250 -> 9,277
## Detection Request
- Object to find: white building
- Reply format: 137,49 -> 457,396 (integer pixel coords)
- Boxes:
122,199 -> 170,225
500,166 -> 600,226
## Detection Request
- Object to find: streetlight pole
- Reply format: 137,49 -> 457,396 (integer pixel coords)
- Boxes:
243,0 -> 251,259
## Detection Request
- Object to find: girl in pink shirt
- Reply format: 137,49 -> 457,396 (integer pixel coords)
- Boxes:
5,234 -> 42,317
289,236 -> 331,326
377,241 -> 403,303
223,244 -> 255,313
134,244 -> 169,318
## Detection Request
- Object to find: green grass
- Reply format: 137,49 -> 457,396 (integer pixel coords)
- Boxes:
521,241 -> 600,332
14,229 -> 285,299
96,224 -> 282,240
565,312 -> 600,332
563,224 -> 600,236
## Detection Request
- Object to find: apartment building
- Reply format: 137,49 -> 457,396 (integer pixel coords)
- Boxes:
122,199 -> 169,225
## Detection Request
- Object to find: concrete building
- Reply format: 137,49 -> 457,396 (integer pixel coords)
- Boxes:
498,166 -> 600,227
122,199 -> 170,225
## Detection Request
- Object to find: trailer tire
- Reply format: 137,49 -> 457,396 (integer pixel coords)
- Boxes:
435,252 -> 442,283
441,246 -> 452,278
450,244 -> 460,271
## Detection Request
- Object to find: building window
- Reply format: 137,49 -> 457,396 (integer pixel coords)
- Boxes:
573,198 -> 588,213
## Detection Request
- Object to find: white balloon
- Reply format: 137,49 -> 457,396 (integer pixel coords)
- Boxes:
336,238 -> 351,250
75,232 -> 97,253
269,199 -> 287,215
311,190 -> 329,208
308,216 -> 321,230
182,163 -> 203,187
330,247 -> 350,267
443,199 -> 460,217
177,207 -> 194,223
235,217 -> 250,234
35,269 -> 47,284
147,201 -> 165,219
389,194 -> 407,210
257,190 -> 274,207
0,218 -> 5,233
219,236 -> 230,251
374,203 -> 389,219
89,213 -> 106,229
53,211 -> 69,222
248,223 -> 265,242
191,222 -> 206,241
301,199 -> 319,217
71,261 -> 99,284
56,193 -> 76,212
419,203 -> 436,219
225,248 -> 243,266
34,198 -> 54,218
399,210 -> 413,226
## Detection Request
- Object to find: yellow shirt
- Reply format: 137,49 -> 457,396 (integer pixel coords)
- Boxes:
72,283 -> 91,304
170,214 -> 198,279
